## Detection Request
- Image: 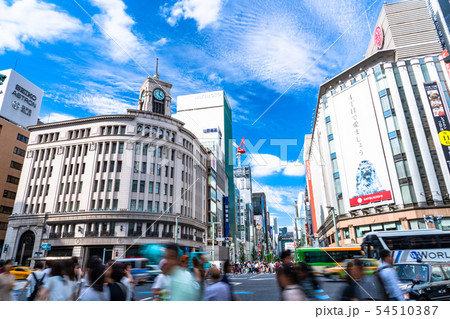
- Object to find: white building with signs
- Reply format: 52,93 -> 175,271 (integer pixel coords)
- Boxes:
1,72 -> 209,266
305,0 -> 450,247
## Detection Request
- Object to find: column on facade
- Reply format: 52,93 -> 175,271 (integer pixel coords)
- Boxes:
397,61 -> 442,202
400,218 -> 410,230
367,68 -> 404,206
384,63 -> 426,205
349,225 -> 357,244
422,57 -> 450,193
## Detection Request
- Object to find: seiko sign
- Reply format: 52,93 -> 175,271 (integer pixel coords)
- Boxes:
0,69 -> 43,127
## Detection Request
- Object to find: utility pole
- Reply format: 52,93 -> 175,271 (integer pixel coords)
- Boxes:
175,215 -> 180,244
294,201 -> 300,246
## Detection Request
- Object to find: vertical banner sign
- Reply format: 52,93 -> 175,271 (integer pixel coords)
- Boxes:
224,196 -> 230,237
305,160 -> 318,233
424,82 -> 450,173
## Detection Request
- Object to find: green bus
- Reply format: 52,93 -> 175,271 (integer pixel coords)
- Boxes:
294,246 -> 362,274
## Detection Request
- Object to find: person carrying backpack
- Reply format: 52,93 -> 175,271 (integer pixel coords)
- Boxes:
376,249 -> 405,301
20,261 -> 46,301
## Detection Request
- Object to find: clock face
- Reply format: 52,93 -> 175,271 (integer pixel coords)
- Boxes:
153,89 -> 165,100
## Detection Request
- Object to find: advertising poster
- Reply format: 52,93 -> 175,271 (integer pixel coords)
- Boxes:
333,80 -> 393,207
424,82 -> 450,173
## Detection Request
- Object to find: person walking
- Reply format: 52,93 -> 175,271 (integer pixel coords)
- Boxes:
77,259 -> 109,301
20,261 -> 46,301
0,260 -> 15,301
121,262 -> 136,301
152,259 -> 170,301
38,261 -> 72,301
105,262 -> 127,301
164,244 -> 201,301
278,265 -> 308,301
203,267 -> 232,301
377,249 -> 405,301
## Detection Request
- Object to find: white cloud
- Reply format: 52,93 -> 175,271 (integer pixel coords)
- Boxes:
89,0 -> 150,63
75,93 -> 134,115
252,182 -> 303,219
41,112 -> 77,123
0,0 -> 83,54
153,37 -> 168,47
246,153 -> 305,177
165,0 -> 223,30
283,161 -> 305,177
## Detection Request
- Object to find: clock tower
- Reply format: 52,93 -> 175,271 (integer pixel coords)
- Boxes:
138,58 -> 172,117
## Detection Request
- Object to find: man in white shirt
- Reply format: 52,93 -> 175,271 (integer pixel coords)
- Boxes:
152,259 -> 169,300
20,261 -> 46,301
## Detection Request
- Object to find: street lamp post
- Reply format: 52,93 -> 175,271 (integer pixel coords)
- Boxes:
327,206 -> 339,247
175,215 -> 180,244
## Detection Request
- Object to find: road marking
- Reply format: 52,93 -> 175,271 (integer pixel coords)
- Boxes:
249,278 -> 276,281
229,282 -> 242,286
139,296 -> 154,301
233,292 -> 253,295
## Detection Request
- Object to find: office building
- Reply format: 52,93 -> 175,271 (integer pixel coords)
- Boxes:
305,0 -> 450,247
1,72 -> 209,265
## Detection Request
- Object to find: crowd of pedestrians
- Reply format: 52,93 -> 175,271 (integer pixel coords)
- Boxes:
0,246 -> 406,301
233,260 -> 276,274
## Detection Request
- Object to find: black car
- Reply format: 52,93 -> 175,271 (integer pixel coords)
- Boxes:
394,262 -> 450,301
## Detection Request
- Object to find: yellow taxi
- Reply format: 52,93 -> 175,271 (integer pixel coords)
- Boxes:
323,258 -> 379,280
10,266 -> 33,280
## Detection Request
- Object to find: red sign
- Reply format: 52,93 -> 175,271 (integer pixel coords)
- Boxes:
305,160 -> 318,233
441,50 -> 450,80
374,26 -> 384,50
349,190 -> 392,207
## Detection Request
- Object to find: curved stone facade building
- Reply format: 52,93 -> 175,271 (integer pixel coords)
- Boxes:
1,75 -> 209,265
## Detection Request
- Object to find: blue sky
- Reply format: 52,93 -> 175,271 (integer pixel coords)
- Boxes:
0,0 -> 397,229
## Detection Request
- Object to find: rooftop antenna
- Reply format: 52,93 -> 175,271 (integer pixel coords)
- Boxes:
154,57 -> 159,79
14,58 -> 18,70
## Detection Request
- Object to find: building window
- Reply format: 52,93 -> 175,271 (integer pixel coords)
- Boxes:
119,142 -> 124,154
155,182 -> 160,194
140,181 -> 145,193
107,180 -> 113,192
132,180 -> 138,192
117,161 -> 122,172
147,201 -> 153,212
138,200 -> 144,211
156,165 -> 161,176
112,199 -> 118,210
135,143 -> 141,155
157,147 -> 162,158
13,147 -> 26,157
154,201 -> 159,213
130,200 -> 136,211
114,180 -> 120,192
134,161 -> 139,173
148,182 -> 153,193
10,161 -> 22,171
6,175 -> 19,185
100,180 -> 105,192
17,133 -> 29,144
141,162 -> 147,173
3,190 -> 16,200
109,161 -> 115,172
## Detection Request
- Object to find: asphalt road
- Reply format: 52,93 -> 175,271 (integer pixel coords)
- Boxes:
11,274 -> 347,301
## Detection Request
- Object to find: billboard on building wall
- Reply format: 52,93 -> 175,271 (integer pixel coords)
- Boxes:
0,69 -> 43,127
423,82 -> 450,173
332,80 -> 393,208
